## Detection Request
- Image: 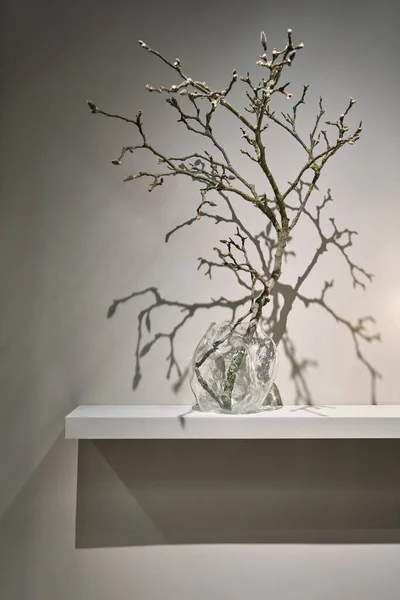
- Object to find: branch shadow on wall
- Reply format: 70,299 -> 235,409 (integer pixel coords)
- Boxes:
107,185 -> 380,405
75,438 -> 400,548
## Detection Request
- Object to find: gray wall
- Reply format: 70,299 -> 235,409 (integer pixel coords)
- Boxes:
1,0 -> 399,598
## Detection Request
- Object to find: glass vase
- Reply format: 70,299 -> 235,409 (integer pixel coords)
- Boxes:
189,320 -> 281,414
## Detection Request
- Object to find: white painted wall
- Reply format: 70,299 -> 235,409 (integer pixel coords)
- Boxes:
1,0 -> 399,598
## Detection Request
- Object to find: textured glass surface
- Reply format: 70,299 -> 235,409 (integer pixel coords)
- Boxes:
190,320 -> 280,414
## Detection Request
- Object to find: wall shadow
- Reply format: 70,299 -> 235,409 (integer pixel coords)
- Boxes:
75,439 -> 400,547
108,188 -> 380,405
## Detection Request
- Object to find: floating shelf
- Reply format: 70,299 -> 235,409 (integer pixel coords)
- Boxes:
65,404 -> 400,440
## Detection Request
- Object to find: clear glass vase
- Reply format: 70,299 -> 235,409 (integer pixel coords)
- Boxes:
189,320 -> 281,414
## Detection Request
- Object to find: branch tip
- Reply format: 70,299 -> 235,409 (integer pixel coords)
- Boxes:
260,31 -> 267,52
87,100 -> 98,113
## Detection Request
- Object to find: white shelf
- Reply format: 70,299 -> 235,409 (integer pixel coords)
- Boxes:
65,404 -> 400,439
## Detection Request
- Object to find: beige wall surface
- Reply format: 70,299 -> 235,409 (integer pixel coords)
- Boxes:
1,0 -> 399,598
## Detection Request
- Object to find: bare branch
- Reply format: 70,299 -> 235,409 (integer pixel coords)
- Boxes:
89,27 -> 375,408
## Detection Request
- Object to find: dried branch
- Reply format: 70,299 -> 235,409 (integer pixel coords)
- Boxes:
89,27 -> 375,408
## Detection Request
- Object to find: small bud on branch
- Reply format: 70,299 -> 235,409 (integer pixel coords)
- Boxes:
260,31 -> 268,52
87,101 -> 98,113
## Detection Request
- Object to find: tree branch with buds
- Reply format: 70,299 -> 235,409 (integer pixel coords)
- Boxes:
88,27 -> 370,409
